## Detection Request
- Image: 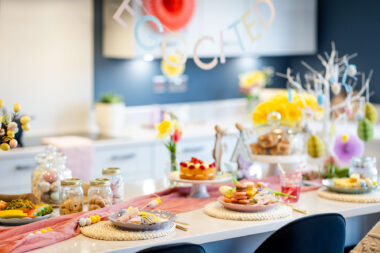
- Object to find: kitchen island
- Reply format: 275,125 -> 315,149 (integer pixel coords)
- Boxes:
30,178 -> 380,253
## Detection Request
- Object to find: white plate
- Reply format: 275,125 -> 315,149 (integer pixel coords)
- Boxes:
168,171 -> 232,184
218,196 -> 279,212
0,213 -> 53,225
109,210 -> 176,231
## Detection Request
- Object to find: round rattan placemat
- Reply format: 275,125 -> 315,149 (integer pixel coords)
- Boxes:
318,189 -> 380,203
80,221 -> 175,241
204,202 -> 292,221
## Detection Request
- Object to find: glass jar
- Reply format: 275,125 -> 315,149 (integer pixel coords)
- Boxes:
36,158 -> 62,205
249,112 -> 305,156
349,157 -> 377,182
60,178 -> 83,215
102,168 -> 124,204
88,178 -> 113,211
32,153 -> 47,197
55,153 -> 72,180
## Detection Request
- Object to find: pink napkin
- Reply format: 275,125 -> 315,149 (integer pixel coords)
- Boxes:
42,136 -> 94,182
0,177 -> 321,253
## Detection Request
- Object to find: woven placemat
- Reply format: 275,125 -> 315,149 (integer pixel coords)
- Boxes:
204,202 -> 292,221
80,221 -> 175,241
318,190 -> 380,203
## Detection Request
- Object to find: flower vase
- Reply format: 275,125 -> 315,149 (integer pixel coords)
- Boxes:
170,151 -> 178,171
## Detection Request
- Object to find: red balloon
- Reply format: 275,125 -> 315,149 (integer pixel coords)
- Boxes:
144,0 -> 196,31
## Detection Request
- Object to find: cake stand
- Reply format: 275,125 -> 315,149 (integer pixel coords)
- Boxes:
168,171 -> 232,198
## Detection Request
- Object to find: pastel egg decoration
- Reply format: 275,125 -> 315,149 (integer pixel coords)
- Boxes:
38,181 -> 51,193
365,103 -> 378,124
334,134 -> 364,163
331,83 -> 341,95
357,118 -> 373,142
307,135 -> 325,158
43,170 -> 59,183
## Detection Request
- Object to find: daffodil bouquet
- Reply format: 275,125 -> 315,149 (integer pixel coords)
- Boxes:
0,99 -> 31,151
239,67 -> 274,107
156,114 -> 182,171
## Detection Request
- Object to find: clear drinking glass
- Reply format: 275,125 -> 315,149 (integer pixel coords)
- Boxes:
280,171 -> 302,203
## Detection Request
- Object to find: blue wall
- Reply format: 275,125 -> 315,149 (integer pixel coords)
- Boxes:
94,0 -> 380,106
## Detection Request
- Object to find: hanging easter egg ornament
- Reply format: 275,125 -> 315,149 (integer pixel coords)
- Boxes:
357,118 -> 373,142
334,134 -> 364,163
347,64 -> 357,76
307,135 -> 325,158
317,93 -> 324,106
331,83 -> 341,95
365,103 -> 378,123
287,87 -> 292,102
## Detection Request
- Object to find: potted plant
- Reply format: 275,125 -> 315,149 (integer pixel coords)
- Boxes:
95,92 -> 125,137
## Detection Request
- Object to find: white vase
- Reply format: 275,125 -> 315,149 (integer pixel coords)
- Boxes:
95,102 -> 125,137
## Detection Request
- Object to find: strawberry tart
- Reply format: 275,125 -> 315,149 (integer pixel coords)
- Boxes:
179,157 -> 217,180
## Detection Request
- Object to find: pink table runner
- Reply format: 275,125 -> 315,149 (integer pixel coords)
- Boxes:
0,177 -> 320,253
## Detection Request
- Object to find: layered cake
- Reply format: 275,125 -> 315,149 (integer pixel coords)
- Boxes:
179,157 -> 217,180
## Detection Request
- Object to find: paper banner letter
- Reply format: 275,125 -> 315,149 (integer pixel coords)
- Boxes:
241,9 -> 262,43
219,31 -> 226,64
253,0 -> 275,29
161,33 -> 187,67
193,36 -> 218,70
134,15 -> 164,50
113,0 -> 143,28
228,20 -> 245,52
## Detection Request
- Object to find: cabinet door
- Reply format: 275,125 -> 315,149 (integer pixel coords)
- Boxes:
0,157 -> 36,194
95,144 -> 153,183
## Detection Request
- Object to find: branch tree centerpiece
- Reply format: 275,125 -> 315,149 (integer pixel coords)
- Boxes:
278,42 -> 377,166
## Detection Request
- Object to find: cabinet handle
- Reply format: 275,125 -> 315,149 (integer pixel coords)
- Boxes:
182,146 -> 204,153
110,153 -> 136,161
15,165 -> 34,171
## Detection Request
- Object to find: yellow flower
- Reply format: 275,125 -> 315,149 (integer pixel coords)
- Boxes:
156,120 -> 173,139
161,54 -> 185,77
239,71 -> 266,89
1,143 -> 10,151
252,90 -> 321,125
13,103 -> 21,113
0,99 -> 3,109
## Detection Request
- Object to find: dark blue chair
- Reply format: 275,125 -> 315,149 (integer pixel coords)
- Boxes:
255,213 -> 346,253
137,243 -> 206,253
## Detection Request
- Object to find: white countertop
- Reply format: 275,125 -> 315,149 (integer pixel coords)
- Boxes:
31,179 -> 380,253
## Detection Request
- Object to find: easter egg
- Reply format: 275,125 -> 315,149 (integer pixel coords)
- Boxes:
357,118 -> 373,142
79,218 -> 87,227
50,191 -> 60,201
50,181 -> 59,191
86,218 -> 92,225
307,135 -> 325,158
331,83 -> 341,95
38,181 -> 51,193
9,139 -> 18,149
365,103 -> 378,124
43,170 -> 59,183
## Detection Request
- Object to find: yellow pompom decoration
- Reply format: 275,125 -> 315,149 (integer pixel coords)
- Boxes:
90,215 -> 97,224
20,116 -> 31,125
365,103 -> 378,124
21,124 -> 30,131
1,143 -> 10,151
7,130 -> 14,138
0,99 -> 3,109
342,134 -> 349,143
161,54 -> 185,78
307,135 -> 325,158
13,103 -> 21,113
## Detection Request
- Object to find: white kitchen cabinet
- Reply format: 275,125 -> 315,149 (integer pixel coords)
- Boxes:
94,144 -> 154,183
104,0 -> 316,58
0,154 -> 37,194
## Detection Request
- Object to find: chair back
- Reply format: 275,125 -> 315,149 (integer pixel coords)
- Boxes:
255,213 -> 346,253
137,243 -> 206,253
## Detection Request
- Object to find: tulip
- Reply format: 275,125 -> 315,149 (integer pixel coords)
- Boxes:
172,129 -> 182,143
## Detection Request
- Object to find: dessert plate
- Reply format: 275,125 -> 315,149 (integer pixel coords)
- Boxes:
168,171 -> 232,184
322,179 -> 377,194
109,210 -> 176,231
218,196 -> 279,212
0,213 -> 53,225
